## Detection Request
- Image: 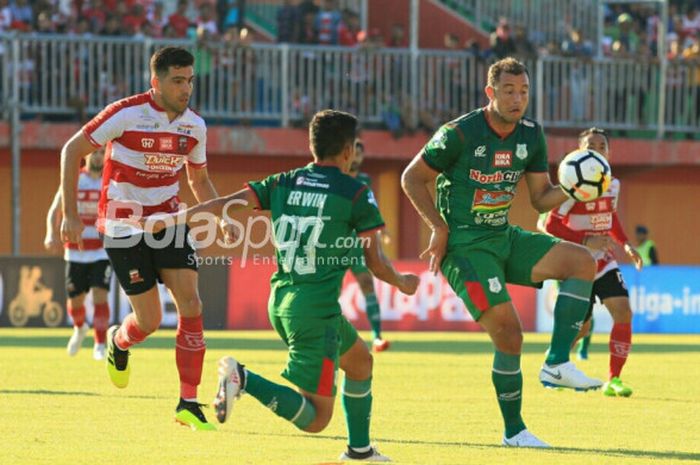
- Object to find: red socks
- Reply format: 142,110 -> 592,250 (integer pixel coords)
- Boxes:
68,304 -> 85,328
176,315 -> 206,400
93,303 -> 110,344
115,313 -> 150,349
609,323 -> 632,379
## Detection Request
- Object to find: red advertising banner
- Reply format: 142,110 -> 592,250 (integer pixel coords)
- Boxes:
227,259 -> 536,331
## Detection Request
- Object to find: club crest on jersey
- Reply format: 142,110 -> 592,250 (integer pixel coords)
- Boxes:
516,144 -> 528,160
493,151 -> 512,167
178,136 -> 190,154
474,145 -> 487,157
488,277 -> 502,293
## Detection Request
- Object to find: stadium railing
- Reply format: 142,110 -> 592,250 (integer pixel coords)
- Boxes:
437,0 -> 600,47
0,33 -> 698,135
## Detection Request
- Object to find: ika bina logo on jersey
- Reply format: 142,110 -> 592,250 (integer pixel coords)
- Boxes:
516,144 -> 528,160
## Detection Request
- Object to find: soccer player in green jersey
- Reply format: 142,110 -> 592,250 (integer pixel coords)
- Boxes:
348,139 -> 390,352
402,57 -> 602,448
153,110 -> 418,461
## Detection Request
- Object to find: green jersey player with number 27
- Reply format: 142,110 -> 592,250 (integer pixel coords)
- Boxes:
150,110 -> 418,462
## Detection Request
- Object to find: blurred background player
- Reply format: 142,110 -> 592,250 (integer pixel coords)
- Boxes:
402,57 -> 601,448
543,127 -> 643,397
45,148 -> 111,360
348,139 -> 390,352
635,225 -> 659,266
158,110 -> 419,461
59,47 -> 235,430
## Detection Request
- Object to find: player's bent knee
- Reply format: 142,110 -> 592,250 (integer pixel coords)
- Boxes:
303,410 -> 332,433
572,249 -> 596,280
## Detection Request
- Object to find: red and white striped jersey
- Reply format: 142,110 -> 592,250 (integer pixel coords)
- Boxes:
544,177 -> 629,278
81,90 -> 207,237
65,169 -> 108,263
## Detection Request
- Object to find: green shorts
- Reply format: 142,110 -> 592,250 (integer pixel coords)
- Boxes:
268,311 -> 358,397
441,225 -> 559,321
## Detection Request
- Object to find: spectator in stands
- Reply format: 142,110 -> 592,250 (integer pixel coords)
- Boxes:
82,0 -> 106,34
218,0 -> 242,32
277,0 -> 300,43
338,9 -> 361,47
297,0 -> 319,19
0,0 -> 10,32
316,0 -> 341,45
512,24 -> 537,60
387,23 -> 407,48
561,28 -> 593,121
298,9 -> 317,44
490,18 -> 516,59
10,0 -> 33,29
682,4 -> 700,39
123,3 -> 148,36
168,0 -> 192,38
101,15 -> 123,36
198,2 -> 220,39
36,10 -> 55,34
147,2 -> 168,38
606,13 -> 640,56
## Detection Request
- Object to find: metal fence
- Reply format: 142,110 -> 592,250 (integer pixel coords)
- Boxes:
1,34 -> 698,135
438,0 -> 600,47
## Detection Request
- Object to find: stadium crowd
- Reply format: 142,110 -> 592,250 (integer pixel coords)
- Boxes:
1,0 -> 699,134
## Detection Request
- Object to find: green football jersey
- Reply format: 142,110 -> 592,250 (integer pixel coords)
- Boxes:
420,108 -> 549,245
247,163 -> 385,316
356,172 -> 372,187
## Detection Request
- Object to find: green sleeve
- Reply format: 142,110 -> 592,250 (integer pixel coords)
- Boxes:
351,186 -> 385,233
246,173 -> 281,210
527,127 -> 549,172
420,123 -> 465,172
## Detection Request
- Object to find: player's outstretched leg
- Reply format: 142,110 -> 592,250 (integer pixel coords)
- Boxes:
67,302 -> 88,356
214,356 -> 317,429
541,278 -> 602,391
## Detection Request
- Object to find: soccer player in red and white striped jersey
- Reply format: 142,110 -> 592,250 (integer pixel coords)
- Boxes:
543,127 -> 643,397
59,47 -> 234,430
45,148 -> 112,361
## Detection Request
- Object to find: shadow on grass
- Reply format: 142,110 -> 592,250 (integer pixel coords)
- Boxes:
1,334 -> 699,355
238,431 -> 700,462
0,389 -> 99,397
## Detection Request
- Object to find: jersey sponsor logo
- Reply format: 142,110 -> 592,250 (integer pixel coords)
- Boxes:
144,153 -> 183,172
521,118 -> 535,128
176,124 -> 195,135
474,209 -> 508,226
488,277 -> 502,293
294,176 -> 330,189
367,190 -> 378,207
516,144 -> 528,160
493,151 -> 512,167
474,145 -> 487,157
471,189 -> 514,212
469,169 -> 522,184
141,138 -> 155,149
159,137 -> 174,151
590,212 -> 613,230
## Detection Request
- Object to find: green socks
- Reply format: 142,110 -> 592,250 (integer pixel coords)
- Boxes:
244,369 -> 316,430
365,293 -> 382,340
492,351 -> 526,439
546,278 -> 593,365
342,377 -> 373,449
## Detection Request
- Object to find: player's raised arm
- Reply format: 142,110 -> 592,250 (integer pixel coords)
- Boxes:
59,131 -> 100,247
361,230 -> 418,295
524,171 -> 569,213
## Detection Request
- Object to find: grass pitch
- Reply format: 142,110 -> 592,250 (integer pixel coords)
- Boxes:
1,329 -> 699,465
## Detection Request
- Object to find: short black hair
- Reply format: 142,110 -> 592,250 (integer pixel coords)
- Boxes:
150,47 -> 194,77
579,127 -> 609,145
487,57 -> 529,87
309,110 -> 358,160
